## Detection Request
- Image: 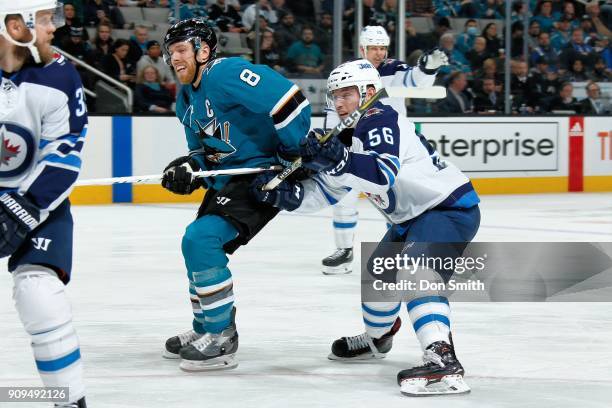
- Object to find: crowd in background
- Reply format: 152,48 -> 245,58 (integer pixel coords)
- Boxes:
54,0 -> 612,114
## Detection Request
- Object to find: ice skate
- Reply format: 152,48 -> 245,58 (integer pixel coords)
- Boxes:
55,397 -> 86,408
163,329 -> 204,359
322,248 -> 353,275
397,336 -> 470,396
328,317 -> 401,360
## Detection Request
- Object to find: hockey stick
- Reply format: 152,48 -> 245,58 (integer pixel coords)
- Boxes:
75,165 -> 282,186
261,86 -> 446,191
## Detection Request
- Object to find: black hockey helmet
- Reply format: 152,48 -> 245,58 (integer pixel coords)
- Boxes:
162,18 -> 217,66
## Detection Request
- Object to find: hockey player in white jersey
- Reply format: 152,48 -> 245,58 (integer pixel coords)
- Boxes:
0,2 -> 87,407
321,25 -> 448,275
250,60 -> 480,396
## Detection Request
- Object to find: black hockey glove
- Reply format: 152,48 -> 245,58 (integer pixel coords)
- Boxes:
161,156 -> 203,195
300,129 -> 350,175
418,47 -> 450,75
0,192 -> 40,258
277,144 -> 314,181
249,172 -> 304,212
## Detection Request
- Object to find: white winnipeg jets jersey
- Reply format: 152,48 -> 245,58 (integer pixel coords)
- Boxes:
0,55 -> 87,220
324,59 -> 435,128
299,102 -> 479,225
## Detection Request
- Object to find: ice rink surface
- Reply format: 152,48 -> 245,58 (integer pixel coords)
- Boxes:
1,193 -> 611,408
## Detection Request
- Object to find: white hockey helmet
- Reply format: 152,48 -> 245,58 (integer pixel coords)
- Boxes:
327,59 -> 383,106
358,25 -> 390,58
0,0 -> 65,63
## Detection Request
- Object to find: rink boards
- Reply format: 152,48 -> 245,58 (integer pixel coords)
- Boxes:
72,115 -> 612,204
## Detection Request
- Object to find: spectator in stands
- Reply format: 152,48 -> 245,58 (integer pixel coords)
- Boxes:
585,1 -> 612,40
92,22 -> 115,69
84,0 -> 125,29
564,57 -> 589,81
128,25 -> 149,68
259,30 -> 285,74
208,0 -> 245,33
286,26 -> 324,76
465,36 -> 490,72
589,57 -> 610,82
134,65 -> 174,113
274,10 -> 301,52
559,0 -> 578,26
242,0 -> 278,31
479,0 -> 503,19
511,60 -> 536,111
137,40 -> 176,88
317,12 -> 333,55
271,0 -> 291,24
177,0 -> 209,22
579,16 -> 598,42
559,28 -> 596,70
482,22 -> 502,59
578,81 -> 609,114
102,39 -> 136,88
54,3 -> 89,47
406,0 -> 434,17
527,20 -> 542,51
530,31 -> 559,66
510,21 -> 525,58
62,26 -> 96,89
418,16 -> 451,53
474,78 -> 503,113
530,57 -> 561,99
433,0 -> 459,17
532,0 -> 557,33
548,82 -> 579,112
286,0 -> 315,21
456,19 -> 479,54
438,33 -> 471,75
551,16 -> 572,52
246,15 -> 274,49
437,72 -> 473,113
404,18 -> 423,57
473,57 -> 503,94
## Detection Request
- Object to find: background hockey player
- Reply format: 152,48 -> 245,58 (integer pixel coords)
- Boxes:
0,1 -> 88,406
321,25 -> 448,275
251,60 -> 480,396
160,18 -> 311,372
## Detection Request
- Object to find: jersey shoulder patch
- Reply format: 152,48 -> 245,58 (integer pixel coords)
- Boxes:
16,58 -> 82,99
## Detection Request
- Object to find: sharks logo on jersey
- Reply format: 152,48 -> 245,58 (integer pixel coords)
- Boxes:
0,123 -> 35,178
194,116 -> 236,164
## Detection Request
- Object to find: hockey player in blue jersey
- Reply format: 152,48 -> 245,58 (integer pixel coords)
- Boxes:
160,18 -> 311,371
0,1 -> 87,407
251,60 -> 480,396
322,25 -> 449,275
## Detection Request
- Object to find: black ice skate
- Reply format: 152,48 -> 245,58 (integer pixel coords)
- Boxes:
397,336 -> 470,396
163,329 -> 204,359
322,248 -> 353,275
328,317 -> 401,360
55,397 -> 86,408
179,309 -> 239,371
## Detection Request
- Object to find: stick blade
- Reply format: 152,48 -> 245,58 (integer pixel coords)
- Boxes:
385,86 -> 447,100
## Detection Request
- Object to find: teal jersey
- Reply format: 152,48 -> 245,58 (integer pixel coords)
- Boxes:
175,57 -> 311,189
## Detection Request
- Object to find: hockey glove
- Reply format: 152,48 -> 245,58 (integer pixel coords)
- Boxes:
0,192 -> 40,258
161,156 -> 203,195
300,129 -> 350,175
418,47 -> 449,75
250,172 -> 304,212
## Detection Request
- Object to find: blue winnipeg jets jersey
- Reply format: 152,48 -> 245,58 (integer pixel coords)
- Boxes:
175,57 -> 311,190
0,55 -> 88,222
299,102 -> 480,224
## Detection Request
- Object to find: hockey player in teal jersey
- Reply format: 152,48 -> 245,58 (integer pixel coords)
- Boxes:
160,18 -> 311,371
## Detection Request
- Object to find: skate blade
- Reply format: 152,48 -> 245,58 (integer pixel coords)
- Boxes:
322,264 -> 352,275
179,354 -> 238,372
400,375 -> 471,397
162,349 -> 180,359
327,352 -> 386,361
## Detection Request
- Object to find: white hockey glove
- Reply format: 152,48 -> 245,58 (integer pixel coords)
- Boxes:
418,48 -> 449,75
